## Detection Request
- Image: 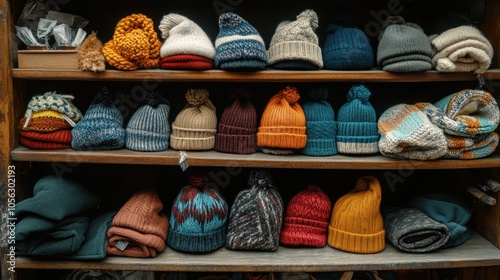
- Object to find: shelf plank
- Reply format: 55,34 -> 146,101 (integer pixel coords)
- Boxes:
11,69 -> 500,82
15,231 -> 500,272
10,147 -> 500,169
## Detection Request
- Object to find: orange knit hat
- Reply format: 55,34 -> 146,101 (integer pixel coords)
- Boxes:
257,86 -> 307,150
327,176 -> 385,254
102,13 -> 162,70
106,188 -> 168,258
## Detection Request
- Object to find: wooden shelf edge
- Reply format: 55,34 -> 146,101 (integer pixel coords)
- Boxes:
14,231 -> 500,272
11,69 -> 500,82
10,147 -> 500,169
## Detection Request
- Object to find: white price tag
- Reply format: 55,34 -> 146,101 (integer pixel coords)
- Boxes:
115,240 -> 129,251
179,151 -> 189,171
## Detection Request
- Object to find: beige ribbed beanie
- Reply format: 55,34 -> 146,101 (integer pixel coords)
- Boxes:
431,25 -> 494,74
170,89 -> 217,150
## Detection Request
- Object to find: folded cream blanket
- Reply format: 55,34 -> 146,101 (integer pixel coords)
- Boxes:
431,25 -> 494,74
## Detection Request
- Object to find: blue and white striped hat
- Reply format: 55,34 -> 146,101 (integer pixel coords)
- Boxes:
214,12 -> 268,70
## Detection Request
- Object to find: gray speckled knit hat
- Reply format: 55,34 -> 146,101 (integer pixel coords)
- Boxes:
377,16 -> 434,72
71,87 -> 126,150
226,169 -> 284,251
126,91 -> 170,152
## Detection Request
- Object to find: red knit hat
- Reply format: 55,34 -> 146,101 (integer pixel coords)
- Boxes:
280,185 -> 332,247
106,188 -> 169,258
19,130 -> 72,149
160,54 -> 214,70
215,88 -> 258,154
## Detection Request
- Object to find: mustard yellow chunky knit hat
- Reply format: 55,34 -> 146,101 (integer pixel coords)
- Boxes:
327,176 -> 385,254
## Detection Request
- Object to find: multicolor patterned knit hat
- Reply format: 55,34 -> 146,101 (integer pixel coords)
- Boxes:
167,173 -> 228,253
226,169 -> 284,251
170,89 -> 217,150
280,185 -> 332,248
336,84 -> 379,154
71,87 -> 126,150
102,13 -> 162,70
214,12 -> 268,70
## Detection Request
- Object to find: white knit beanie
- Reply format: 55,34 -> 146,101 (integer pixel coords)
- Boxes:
158,13 -> 216,59
267,9 -> 323,68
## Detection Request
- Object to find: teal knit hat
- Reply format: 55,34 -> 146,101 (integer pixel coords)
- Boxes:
301,87 -> 337,156
336,84 -> 379,154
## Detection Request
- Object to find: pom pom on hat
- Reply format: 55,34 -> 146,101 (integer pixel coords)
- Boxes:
267,9 -> 323,69
185,88 -> 210,106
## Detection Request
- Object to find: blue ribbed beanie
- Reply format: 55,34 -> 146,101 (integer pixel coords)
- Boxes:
125,91 -> 170,152
301,87 -> 337,156
323,15 -> 375,70
336,84 -> 379,154
167,173 -> 228,253
214,12 -> 268,70
71,87 -> 126,150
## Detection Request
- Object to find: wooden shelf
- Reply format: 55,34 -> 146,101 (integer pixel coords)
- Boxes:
15,231 -> 500,272
10,147 -> 500,169
11,68 -> 500,82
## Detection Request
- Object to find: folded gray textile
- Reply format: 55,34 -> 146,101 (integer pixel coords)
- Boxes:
383,207 -> 450,253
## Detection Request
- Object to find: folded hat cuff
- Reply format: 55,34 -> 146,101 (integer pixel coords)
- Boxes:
107,226 -> 166,253
336,140 -> 379,154
160,55 -> 214,70
328,225 -> 385,254
20,136 -> 70,149
219,59 -> 267,70
268,41 -> 323,68
257,126 -> 307,149
218,123 -> 257,135
280,223 -> 328,247
71,127 -> 126,150
19,129 -> 72,143
125,128 -> 170,152
167,226 -> 226,253
380,53 -> 432,67
215,133 -> 257,154
302,138 -> 338,156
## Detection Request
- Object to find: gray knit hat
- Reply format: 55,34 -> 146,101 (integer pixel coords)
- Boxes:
267,9 -> 323,69
170,89 -> 217,150
226,169 -> 284,251
125,91 -> 170,152
377,16 -> 434,72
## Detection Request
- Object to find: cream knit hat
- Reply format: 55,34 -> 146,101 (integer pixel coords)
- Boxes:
170,89 -> 217,150
158,13 -> 216,60
431,25 -> 494,74
267,9 -> 323,69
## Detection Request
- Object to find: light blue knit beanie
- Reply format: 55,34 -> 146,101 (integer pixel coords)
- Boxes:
322,14 -> 375,70
301,87 -> 337,156
71,87 -> 126,150
125,91 -> 170,152
214,12 -> 268,70
336,84 -> 379,154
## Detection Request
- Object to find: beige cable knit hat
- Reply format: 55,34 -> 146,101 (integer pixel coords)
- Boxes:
170,89 -> 217,150
431,25 -> 494,74
267,9 -> 323,69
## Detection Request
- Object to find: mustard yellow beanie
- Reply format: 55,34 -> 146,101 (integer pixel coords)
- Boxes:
327,176 -> 385,254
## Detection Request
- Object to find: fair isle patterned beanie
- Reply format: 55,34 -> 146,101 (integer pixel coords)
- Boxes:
125,91 -> 170,152
336,84 -> 379,154
377,16 -> 433,72
158,13 -> 216,70
300,87 -> 337,156
71,87 -> 126,150
322,14 -> 375,70
378,104 -> 447,160
167,173 -> 228,253
214,12 -> 268,70
267,9 -> 323,70
280,185 -> 332,248
226,169 -> 284,251
170,89 -> 217,150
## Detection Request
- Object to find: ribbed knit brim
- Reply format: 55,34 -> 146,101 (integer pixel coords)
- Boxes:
215,132 -> 257,154
280,217 -> 329,247
336,122 -> 379,154
20,129 -> 72,149
215,40 -> 268,70
170,124 -> 216,150
160,55 -> 214,70
126,128 -> 170,151
327,226 -> 385,254
257,126 -> 307,149
167,225 -> 226,253
268,41 -> 323,68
